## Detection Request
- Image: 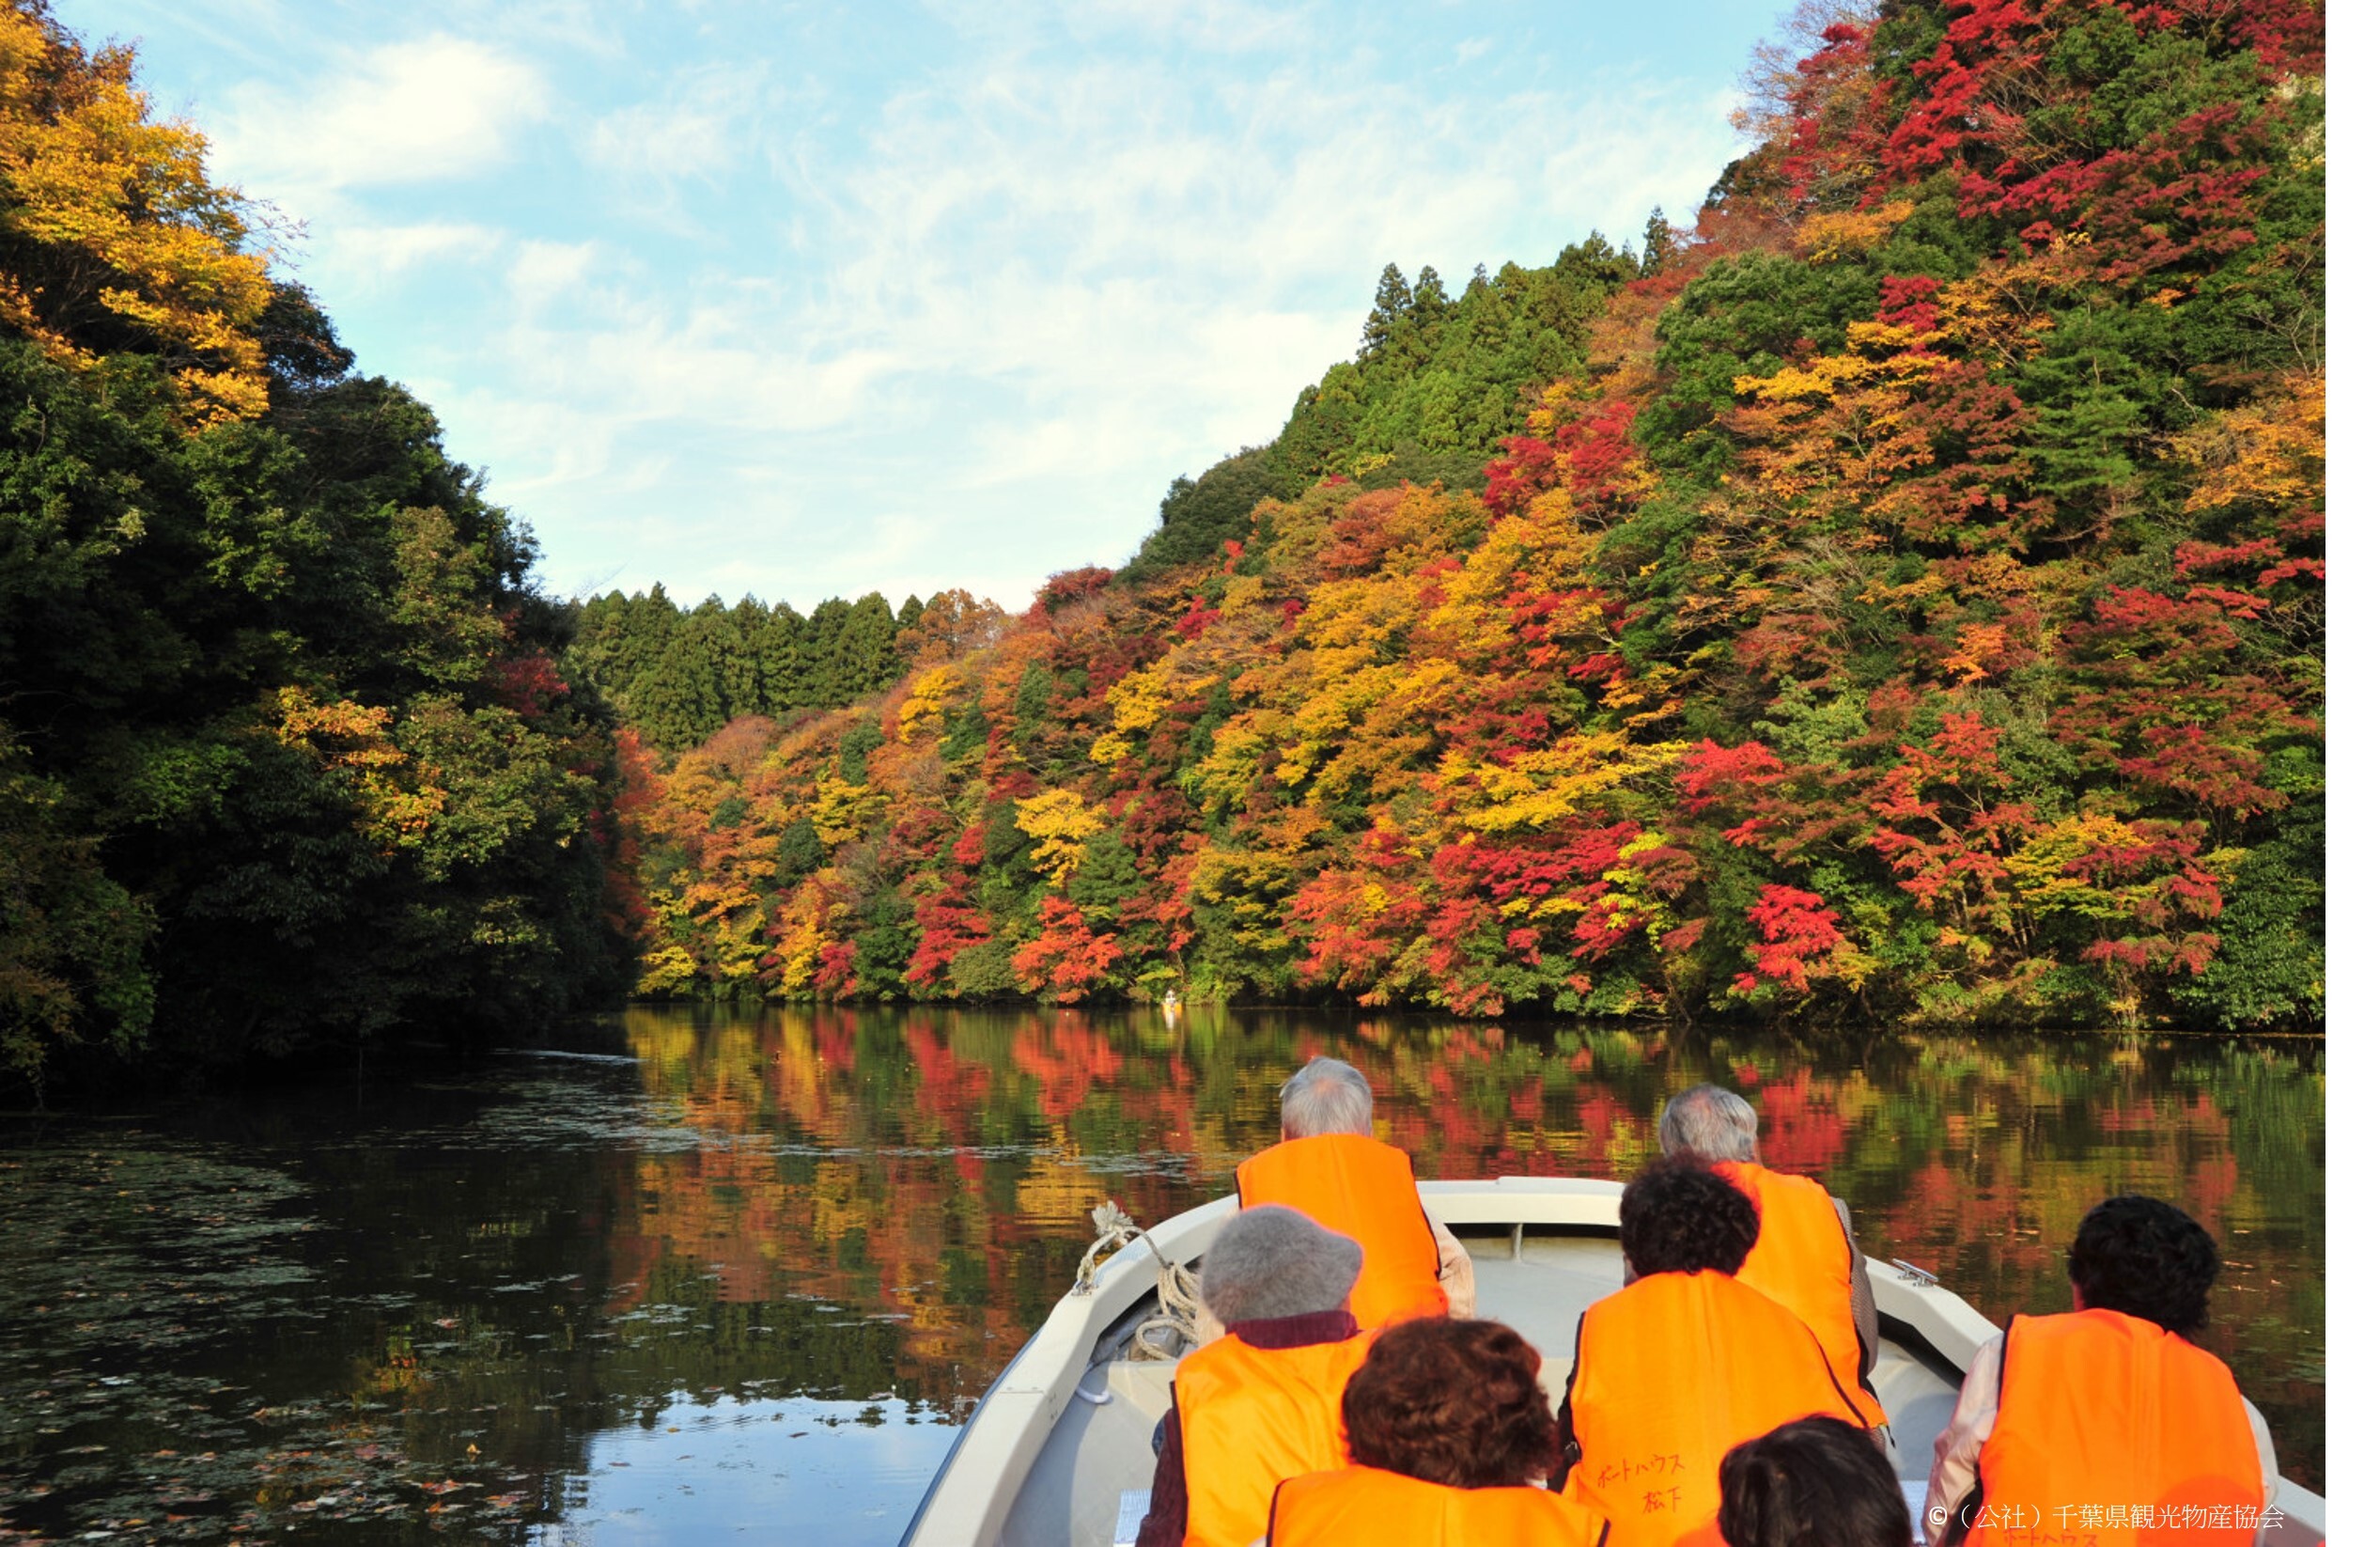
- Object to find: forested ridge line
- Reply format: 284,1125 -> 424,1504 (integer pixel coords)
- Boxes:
615,0 -> 2324,1031
0,2 -> 630,1095
559,224 -> 1663,759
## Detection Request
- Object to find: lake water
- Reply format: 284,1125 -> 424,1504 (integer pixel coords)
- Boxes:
0,1006 -> 2324,1543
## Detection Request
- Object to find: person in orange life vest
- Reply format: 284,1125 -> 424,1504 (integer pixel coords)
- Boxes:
1658,1084 -> 1887,1434
1554,1159 -> 1863,1547
1137,1206 -> 1372,1547
1923,1195 -> 2278,1547
1717,1417 -> 1912,1547
1228,1055 -> 1471,1333
1269,1317 -> 1613,1546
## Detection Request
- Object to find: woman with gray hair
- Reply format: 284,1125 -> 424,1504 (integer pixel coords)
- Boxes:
1135,1206 -> 1372,1547
1233,1056 -> 1473,1328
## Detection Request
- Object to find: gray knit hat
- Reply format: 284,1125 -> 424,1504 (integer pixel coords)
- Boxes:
1198,1205 -> 1364,1325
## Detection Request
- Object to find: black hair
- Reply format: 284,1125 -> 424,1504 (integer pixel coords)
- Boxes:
1719,1416 -> 1909,1547
2067,1195 -> 2219,1335
1620,1156 -> 1760,1276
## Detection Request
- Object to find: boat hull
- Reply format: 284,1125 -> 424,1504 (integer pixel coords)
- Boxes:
900,1178 -> 2323,1547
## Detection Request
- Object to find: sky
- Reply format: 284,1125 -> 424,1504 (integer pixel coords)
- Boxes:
58,0 -> 1798,614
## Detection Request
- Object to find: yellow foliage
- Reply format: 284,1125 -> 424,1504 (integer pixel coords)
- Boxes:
809,772 -> 885,846
1188,841 -> 1307,955
1092,665 -> 1215,765
271,687 -> 445,846
897,665 -> 961,742
0,11 -> 273,425
2005,816 -> 2150,920
1792,200 -> 1914,262
1194,716 -> 1282,815
683,873 -> 770,980
1014,789 -> 1105,883
1734,344 -> 1939,407
2173,371 -> 2325,515
772,910 -> 829,991
635,945 -> 699,996
1523,379 -> 1579,433
1216,574 -> 1269,617
1438,732 -> 1683,833
1933,271 -> 2055,367
1425,492 -> 1590,653
1593,829 -> 1680,938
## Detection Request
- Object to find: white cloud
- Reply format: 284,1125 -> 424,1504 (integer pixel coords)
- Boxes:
508,239 -> 603,300
584,66 -> 754,184
210,34 -> 550,205
189,8 -> 1759,614
312,220 -> 503,287
462,46 -> 1740,608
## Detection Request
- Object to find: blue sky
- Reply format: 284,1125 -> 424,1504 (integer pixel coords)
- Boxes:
60,0 -> 1797,613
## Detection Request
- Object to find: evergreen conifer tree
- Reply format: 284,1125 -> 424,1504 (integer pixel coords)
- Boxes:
1359,262 -> 1411,358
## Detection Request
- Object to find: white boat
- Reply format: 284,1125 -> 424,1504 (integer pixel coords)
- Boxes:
900,1178 -> 2326,1547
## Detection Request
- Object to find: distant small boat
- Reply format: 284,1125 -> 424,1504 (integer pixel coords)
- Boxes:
900,1178 -> 2326,1547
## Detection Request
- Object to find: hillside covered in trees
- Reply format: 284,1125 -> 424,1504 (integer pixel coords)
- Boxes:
0,4 -> 628,1091
617,0 -> 2325,1031
0,0 -> 2326,1096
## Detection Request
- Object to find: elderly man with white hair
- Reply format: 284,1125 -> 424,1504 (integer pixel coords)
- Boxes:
1233,1055 -> 1473,1330
1658,1082 -> 1888,1432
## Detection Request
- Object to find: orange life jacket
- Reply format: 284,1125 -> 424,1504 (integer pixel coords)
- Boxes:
1270,1465 -> 1612,1547
1563,1269 -> 1861,1547
1967,1309 -> 2262,1547
1237,1133 -> 1449,1329
1175,1330 -> 1375,1547
1715,1160 -> 1888,1429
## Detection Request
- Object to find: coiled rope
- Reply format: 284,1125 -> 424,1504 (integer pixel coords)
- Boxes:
1073,1200 -> 1203,1360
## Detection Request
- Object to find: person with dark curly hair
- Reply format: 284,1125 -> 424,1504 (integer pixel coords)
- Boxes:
1718,1416 -> 1910,1547
1267,1318 -> 1611,1545
1921,1195 -> 2279,1547
1556,1159 -> 1861,1547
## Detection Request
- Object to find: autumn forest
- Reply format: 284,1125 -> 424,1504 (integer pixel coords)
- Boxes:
0,0 -> 2326,1093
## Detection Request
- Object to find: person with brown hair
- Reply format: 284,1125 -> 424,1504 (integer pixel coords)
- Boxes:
1558,1158 -> 1861,1547
1268,1317 -> 1610,1545
1719,1416 -> 1911,1547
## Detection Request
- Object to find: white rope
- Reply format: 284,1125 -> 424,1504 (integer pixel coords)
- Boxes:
1073,1201 -> 1203,1360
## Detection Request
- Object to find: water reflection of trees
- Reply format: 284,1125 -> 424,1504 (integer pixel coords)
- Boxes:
603,1006 -> 2321,1488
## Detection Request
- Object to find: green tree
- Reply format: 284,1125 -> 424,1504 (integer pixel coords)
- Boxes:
1359,262 -> 1412,359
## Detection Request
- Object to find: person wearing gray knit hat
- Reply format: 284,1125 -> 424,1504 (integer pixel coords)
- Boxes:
1133,1207 -> 1372,1547
1198,1205 -> 1364,1325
